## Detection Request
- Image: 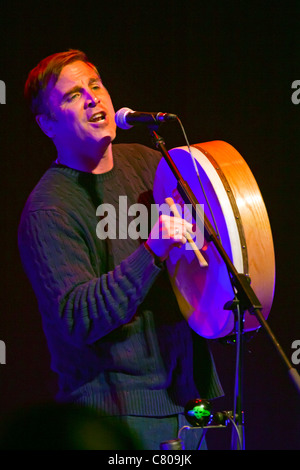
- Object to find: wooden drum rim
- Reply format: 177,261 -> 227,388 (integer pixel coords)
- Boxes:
193,141 -> 276,331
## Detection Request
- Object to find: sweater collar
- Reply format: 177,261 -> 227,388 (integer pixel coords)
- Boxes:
50,159 -> 116,182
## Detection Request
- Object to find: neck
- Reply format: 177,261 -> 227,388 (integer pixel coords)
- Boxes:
56,140 -> 114,174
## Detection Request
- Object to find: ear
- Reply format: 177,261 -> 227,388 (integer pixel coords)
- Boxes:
35,114 -> 56,139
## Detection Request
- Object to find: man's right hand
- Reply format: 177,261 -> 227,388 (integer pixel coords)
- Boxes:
145,214 -> 194,263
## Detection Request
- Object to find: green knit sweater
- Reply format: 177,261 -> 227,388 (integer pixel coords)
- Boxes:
18,143 -> 223,416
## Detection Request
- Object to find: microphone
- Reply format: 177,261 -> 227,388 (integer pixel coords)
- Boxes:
115,107 -> 178,130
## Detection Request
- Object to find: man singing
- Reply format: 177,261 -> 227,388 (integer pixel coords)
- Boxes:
18,49 -> 223,450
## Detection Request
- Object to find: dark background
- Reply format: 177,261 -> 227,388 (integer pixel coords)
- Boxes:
1,0 -> 299,450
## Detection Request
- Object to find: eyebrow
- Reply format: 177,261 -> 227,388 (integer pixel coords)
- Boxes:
61,77 -> 102,102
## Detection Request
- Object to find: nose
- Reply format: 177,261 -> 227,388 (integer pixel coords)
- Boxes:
86,90 -> 100,108
87,95 -> 99,108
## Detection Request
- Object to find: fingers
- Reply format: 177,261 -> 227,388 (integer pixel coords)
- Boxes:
157,215 -> 192,245
163,215 -> 193,243
164,197 -> 193,243
146,214 -> 195,262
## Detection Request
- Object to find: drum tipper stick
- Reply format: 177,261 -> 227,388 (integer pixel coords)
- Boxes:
165,197 -> 208,268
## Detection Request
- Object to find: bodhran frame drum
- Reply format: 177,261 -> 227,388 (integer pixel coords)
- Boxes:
153,141 -> 276,339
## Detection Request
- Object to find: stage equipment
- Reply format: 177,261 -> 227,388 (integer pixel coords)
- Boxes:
160,399 -> 240,450
116,107 -> 300,449
115,107 -> 177,129
153,140 -> 275,339
151,125 -> 300,450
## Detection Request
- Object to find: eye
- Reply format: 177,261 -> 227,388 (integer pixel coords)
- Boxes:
67,92 -> 81,102
91,84 -> 102,93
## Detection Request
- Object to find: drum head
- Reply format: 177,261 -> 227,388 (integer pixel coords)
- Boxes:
153,142 -> 275,338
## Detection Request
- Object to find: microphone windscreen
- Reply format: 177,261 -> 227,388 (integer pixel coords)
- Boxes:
114,107 -> 133,130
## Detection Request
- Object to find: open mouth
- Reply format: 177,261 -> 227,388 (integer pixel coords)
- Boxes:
89,111 -> 106,123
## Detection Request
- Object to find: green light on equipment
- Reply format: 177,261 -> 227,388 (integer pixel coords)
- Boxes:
188,405 -> 211,419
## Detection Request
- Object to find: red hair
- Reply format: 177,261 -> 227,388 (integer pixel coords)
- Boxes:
24,49 -> 100,116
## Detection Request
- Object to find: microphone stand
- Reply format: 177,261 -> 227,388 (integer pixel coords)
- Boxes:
149,127 -> 300,449
224,297 -> 245,449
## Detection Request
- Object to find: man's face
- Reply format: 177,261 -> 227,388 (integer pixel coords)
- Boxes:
46,60 -> 117,158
